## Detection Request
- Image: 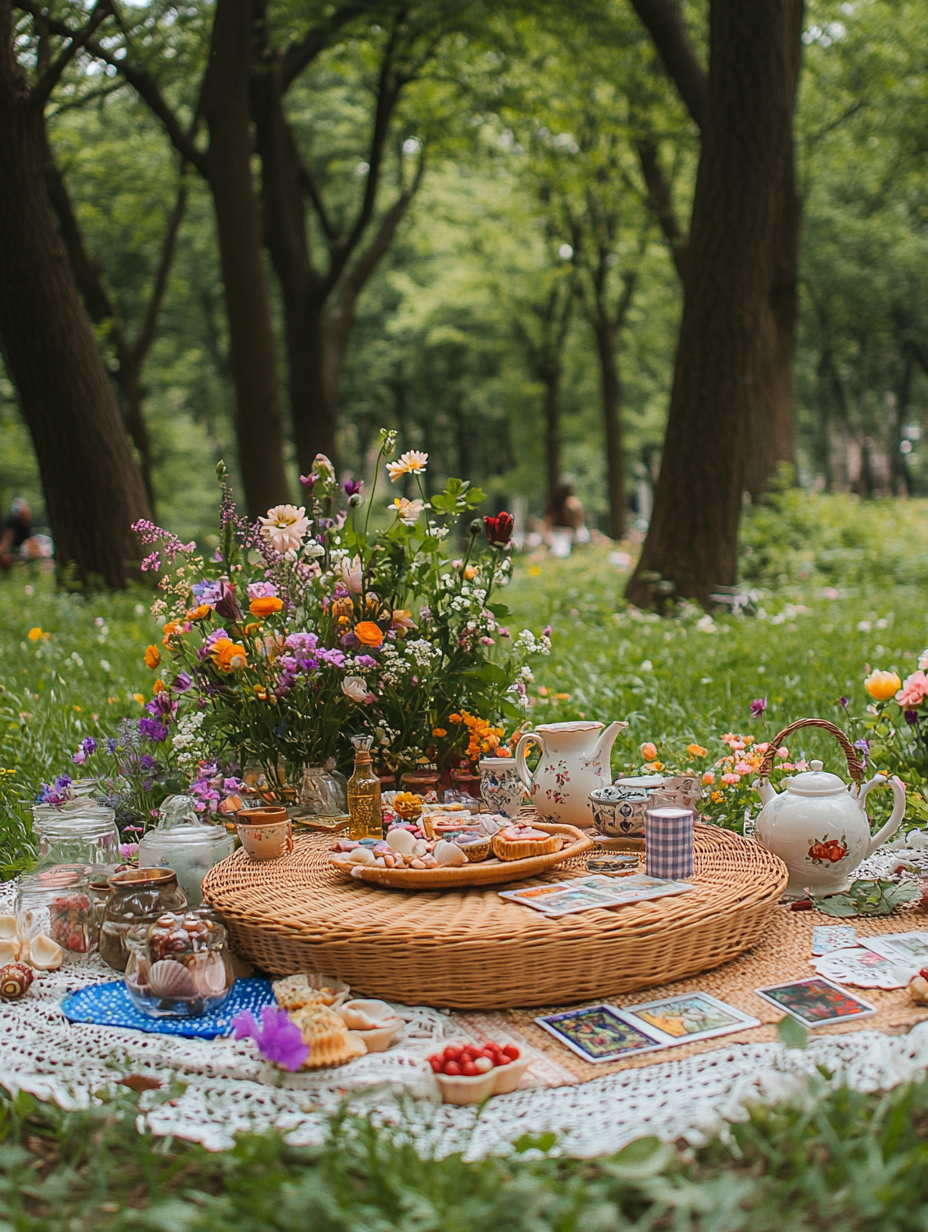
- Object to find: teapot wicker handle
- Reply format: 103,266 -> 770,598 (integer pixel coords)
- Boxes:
757,717 -> 864,781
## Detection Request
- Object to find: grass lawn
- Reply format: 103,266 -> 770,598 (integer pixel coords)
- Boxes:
2,491 -> 928,1226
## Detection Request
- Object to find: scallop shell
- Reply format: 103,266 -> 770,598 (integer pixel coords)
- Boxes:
29,933 -> 63,971
339,999 -> 399,1032
385,828 -> 416,856
0,915 -> 18,942
148,959 -> 197,998
0,961 -> 34,1000
193,953 -> 229,998
0,938 -> 20,963
434,840 -> 466,868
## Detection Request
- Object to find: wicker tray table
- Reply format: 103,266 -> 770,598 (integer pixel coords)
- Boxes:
202,821 -> 788,1009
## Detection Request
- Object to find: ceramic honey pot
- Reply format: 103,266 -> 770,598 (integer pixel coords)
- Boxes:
515,720 -> 627,827
753,718 -> 906,898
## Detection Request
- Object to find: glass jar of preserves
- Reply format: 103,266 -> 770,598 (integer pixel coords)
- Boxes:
16,864 -> 98,962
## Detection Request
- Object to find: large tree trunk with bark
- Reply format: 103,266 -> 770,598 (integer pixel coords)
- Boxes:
0,16 -> 150,587
202,0 -> 291,517
541,363 -> 561,504
627,0 -> 803,607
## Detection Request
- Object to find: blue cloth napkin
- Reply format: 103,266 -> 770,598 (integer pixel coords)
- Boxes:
60,976 -> 276,1039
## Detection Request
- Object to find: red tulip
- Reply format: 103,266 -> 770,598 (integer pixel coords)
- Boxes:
484,511 -> 514,546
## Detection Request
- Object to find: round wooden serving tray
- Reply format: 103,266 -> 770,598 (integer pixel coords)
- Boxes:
202,821 -> 788,1008
332,822 -> 592,890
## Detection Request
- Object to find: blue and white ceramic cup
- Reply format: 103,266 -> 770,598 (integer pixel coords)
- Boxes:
479,758 -> 525,819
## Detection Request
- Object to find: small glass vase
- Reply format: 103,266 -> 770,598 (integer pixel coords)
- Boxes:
299,765 -> 348,817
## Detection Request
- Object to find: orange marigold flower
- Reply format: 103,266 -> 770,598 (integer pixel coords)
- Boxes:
133,693 -> 145,704
432,727 -> 448,738
144,644 -> 161,670
153,680 -> 167,695
353,621 -> 384,648
449,713 -> 463,724
210,637 -> 248,673
27,627 -> 44,642
249,595 -> 284,618
186,604 -> 212,621
687,744 -> 707,758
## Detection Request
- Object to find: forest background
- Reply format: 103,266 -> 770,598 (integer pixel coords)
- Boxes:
2,0 -> 926,577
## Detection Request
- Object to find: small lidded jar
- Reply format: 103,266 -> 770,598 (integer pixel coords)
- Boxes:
124,909 -> 234,1018
138,822 -> 234,908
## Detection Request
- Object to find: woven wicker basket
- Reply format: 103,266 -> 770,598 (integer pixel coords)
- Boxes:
202,821 -> 788,1009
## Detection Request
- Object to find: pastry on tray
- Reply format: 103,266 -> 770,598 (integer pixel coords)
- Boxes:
491,824 -> 562,862
289,1002 -> 367,1069
273,972 -> 349,1010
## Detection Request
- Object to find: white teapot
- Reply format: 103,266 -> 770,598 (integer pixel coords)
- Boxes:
753,719 -> 906,898
515,720 -> 627,828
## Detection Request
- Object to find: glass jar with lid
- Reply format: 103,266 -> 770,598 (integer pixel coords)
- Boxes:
138,824 -> 233,907
31,802 -> 119,870
16,864 -> 99,961
98,867 -> 187,971
124,908 -> 234,1018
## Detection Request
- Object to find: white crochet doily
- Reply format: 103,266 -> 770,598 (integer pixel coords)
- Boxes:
5,865 -> 928,1158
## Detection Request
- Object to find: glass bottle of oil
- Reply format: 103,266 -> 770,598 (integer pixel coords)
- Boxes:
347,735 -> 382,841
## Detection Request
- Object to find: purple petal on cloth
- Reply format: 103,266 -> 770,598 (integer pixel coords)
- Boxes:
232,1006 -> 309,1071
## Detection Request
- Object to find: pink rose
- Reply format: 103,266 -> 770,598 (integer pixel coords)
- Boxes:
896,671 -> 928,708
722,772 -> 741,785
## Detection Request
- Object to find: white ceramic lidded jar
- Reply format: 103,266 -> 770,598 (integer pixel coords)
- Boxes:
753,718 -> 906,898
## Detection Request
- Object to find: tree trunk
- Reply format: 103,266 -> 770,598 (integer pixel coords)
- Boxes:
595,319 -> 625,540
627,0 -> 802,607
0,17 -> 150,587
541,363 -> 561,506
201,0 -> 291,518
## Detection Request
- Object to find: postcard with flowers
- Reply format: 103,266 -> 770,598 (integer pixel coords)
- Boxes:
754,977 -> 875,1027
618,993 -> 759,1044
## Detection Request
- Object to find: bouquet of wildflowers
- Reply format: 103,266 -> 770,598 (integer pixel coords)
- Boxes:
132,434 -> 549,784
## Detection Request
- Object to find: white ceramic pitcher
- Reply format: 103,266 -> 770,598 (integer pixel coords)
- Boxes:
515,720 -> 627,827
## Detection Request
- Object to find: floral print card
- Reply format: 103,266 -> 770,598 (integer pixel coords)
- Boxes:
754,977 -> 876,1027
811,925 -> 857,957
535,1005 -> 666,1063
618,993 -> 760,1044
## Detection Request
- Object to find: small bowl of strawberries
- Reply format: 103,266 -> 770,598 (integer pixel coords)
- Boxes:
427,1040 -> 530,1104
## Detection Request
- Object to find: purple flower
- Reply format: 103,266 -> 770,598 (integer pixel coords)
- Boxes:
839,696 -> 849,711
55,775 -> 72,790
139,754 -> 156,771
299,473 -> 318,493
232,1006 -> 309,1071
543,625 -> 552,638
343,477 -> 363,497
854,737 -> 871,770
191,579 -> 223,605
905,709 -> 920,725
139,718 -> 168,743
141,552 -> 160,573
72,750 -> 86,766
354,654 -> 377,669
750,698 -> 767,718
285,632 -> 318,656
247,581 -> 278,600
81,737 -> 97,756
142,778 -> 153,792
318,647 -> 346,669
119,842 -> 139,859
172,671 -> 193,693
223,777 -> 245,794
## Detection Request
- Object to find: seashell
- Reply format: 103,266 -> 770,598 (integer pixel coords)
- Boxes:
193,953 -> 229,998
339,999 -> 399,1032
0,938 -> 20,963
29,933 -> 63,971
0,961 -> 35,1000
409,858 -> 427,869
0,915 -> 18,942
434,840 -> 466,868
148,959 -> 197,998
348,847 -> 376,865
386,828 -> 416,856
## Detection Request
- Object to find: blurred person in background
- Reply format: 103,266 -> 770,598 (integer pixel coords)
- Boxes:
544,482 -> 589,557
0,498 -> 53,567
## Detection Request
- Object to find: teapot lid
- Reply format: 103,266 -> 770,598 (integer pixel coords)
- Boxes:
785,760 -> 847,797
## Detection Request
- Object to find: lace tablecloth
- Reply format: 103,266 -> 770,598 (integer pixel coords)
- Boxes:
5,847 -> 928,1159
